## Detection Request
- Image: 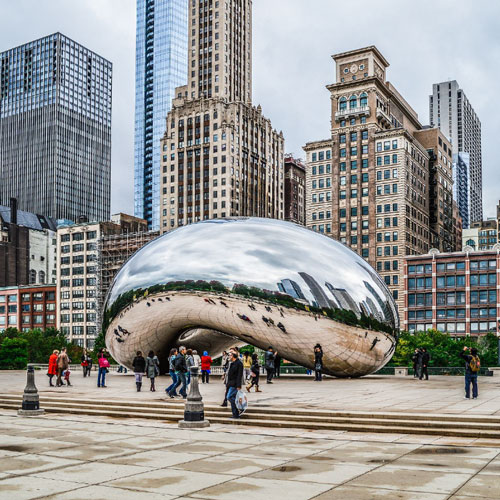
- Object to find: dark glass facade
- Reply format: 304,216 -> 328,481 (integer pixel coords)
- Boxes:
0,33 -> 112,222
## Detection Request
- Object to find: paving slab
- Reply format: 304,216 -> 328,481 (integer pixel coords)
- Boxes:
104,468 -> 237,496
313,485 -> 449,500
454,473 -> 500,498
0,476 -> 77,500
41,484 -> 177,500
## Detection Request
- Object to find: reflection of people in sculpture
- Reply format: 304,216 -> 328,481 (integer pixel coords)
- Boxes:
314,344 -> 323,381
369,337 -> 380,351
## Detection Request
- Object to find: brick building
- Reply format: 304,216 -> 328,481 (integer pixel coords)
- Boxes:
404,250 -> 500,337
0,284 -> 56,332
284,156 -> 306,225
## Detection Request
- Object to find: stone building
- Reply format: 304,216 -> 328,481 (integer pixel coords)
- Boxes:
159,0 -> 284,232
284,155 -> 306,225
304,46 -> 460,313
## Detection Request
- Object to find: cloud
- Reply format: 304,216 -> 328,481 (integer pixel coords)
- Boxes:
0,0 -> 498,218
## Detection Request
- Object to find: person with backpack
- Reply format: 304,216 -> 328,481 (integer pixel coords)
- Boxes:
460,346 -> 480,399
168,346 -> 188,399
133,351 -> 146,392
200,351 -> 212,383
420,348 -> 430,381
247,353 -> 261,392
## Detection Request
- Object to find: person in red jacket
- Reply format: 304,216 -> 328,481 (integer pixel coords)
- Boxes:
200,351 -> 212,384
47,350 -> 59,387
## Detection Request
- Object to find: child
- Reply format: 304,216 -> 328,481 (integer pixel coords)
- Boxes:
63,368 -> 72,387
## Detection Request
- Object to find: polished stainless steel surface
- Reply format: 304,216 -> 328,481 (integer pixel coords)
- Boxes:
103,218 -> 398,377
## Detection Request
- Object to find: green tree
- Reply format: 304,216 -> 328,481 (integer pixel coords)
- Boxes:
0,337 -> 28,369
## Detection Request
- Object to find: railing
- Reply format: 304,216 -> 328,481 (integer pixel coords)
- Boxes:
335,105 -> 370,121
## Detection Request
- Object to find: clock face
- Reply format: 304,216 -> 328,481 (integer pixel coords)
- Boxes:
350,64 -> 358,74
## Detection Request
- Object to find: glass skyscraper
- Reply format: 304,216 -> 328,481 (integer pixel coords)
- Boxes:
0,33 -> 112,222
134,0 -> 188,229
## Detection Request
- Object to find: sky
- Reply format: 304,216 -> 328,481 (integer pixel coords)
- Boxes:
1,0 -> 499,219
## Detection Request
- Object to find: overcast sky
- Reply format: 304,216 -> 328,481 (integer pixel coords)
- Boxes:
1,0 -> 499,219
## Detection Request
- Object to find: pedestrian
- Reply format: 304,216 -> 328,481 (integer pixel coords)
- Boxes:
81,349 -> 89,377
411,349 -> 420,378
247,353 -> 261,392
226,350 -> 243,419
186,349 -> 195,385
168,346 -> 188,399
242,351 -> 252,381
165,348 -> 179,396
264,346 -> 276,384
192,350 -> 201,368
133,350 -> 146,392
63,367 -> 72,386
420,348 -> 430,381
221,350 -> 229,378
47,350 -> 58,387
97,349 -> 110,388
274,352 -> 281,378
314,344 -> 323,381
85,352 -> 93,377
221,347 -> 238,406
146,350 -> 160,392
460,346 -> 481,399
201,351 -> 212,383
56,348 -> 70,387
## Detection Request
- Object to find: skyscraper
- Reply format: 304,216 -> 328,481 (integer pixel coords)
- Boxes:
134,0 -> 189,229
159,0 -> 284,232
429,80 -> 482,226
0,33 -> 112,222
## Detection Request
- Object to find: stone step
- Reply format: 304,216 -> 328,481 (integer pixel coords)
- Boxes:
2,397 -> 499,438
2,393 -> 500,425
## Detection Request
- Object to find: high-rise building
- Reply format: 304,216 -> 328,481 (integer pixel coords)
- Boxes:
304,46 -> 440,313
413,127 -> 455,252
429,80 -> 482,226
159,0 -> 284,232
0,33 -> 112,222
284,156 -> 306,225
452,152 -> 470,228
134,0 -> 189,229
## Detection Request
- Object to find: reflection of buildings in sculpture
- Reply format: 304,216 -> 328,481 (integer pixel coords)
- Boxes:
298,272 -> 335,309
365,296 -> 383,322
277,279 -> 306,301
358,262 -> 399,328
324,282 -> 360,317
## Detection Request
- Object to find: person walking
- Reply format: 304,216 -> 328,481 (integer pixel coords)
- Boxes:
81,349 -> 89,378
274,352 -> 281,378
97,349 -> 110,388
247,353 -> 261,392
201,351 -> 212,383
186,349 -> 195,386
264,346 -> 276,384
221,351 -> 229,378
146,350 -> 160,392
460,346 -> 481,399
221,347 -> 239,406
415,348 -> 424,380
242,352 -> 252,381
168,346 -> 188,399
47,350 -> 58,387
314,344 -> 323,381
133,351 -> 146,392
192,350 -> 201,368
411,349 -> 420,378
56,348 -> 70,387
226,350 -> 243,419
420,348 -> 430,381
165,348 -> 178,396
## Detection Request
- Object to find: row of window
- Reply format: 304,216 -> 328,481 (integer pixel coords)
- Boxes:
59,326 -> 96,336
60,301 -> 96,310
60,231 -> 97,242
339,188 -> 369,199
408,323 -> 498,334
340,173 -> 369,185
339,130 -> 369,143
341,221 -> 370,232
60,278 -> 96,287
339,116 -> 367,127
408,290 -> 497,306
340,206 -> 369,218
376,140 -> 398,152
340,146 -> 368,157
60,243 -> 97,253
61,255 -> 96,264
408,260 -> 496,274
0,303 -> 55,313
311,164 -> 331,175
0,315 -> 55,326
340,159 -> 369,170
376,155 -> 398,166
60,313 -> 96,323
409,308 -> 498,320
310,150 -> 331,162
60,290 -> 95,299
60,267 -> 96,276
0,292 -> 55,302
408,274 -> 497,289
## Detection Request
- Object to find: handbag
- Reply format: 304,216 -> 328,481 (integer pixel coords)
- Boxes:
315,363 -> 322,371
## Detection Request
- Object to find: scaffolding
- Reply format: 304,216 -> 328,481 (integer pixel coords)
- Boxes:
96,230 -> 160,330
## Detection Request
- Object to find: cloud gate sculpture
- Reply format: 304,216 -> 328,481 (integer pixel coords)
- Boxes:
103,218 -> 399,377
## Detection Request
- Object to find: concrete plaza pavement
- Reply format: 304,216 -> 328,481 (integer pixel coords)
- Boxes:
0,409 -> 500,499
3,370 -> 500,416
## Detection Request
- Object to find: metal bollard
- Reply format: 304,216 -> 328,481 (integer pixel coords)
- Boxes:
178,366 -> 210,428
18,364 -> 45,416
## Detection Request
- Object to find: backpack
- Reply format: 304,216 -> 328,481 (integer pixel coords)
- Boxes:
469,355 -> 480,373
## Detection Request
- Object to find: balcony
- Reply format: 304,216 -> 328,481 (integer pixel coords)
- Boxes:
376,108 -> 392,127
335,105 -> 370,122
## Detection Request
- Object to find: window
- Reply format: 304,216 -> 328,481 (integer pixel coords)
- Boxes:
339,97 -> 347,111
359,93 -> 367,107
349,95 -> 357,109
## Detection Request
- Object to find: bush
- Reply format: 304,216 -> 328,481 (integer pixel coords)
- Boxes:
390,329 -> 499,368
0,337 -> 29,369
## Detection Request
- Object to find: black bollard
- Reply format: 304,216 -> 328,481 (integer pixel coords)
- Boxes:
178,366 -> 210,428
18,364 -> 44,416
